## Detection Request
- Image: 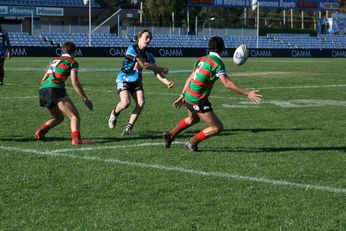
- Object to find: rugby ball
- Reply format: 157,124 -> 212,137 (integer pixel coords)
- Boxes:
233,45 -> 249,65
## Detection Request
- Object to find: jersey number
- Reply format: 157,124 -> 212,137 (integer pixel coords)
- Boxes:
192,61 -> 204,80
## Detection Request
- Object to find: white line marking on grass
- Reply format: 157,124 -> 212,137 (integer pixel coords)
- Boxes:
223,99 -> 346,108
259,84 -> 346,90
0,146 -> 52,155
0,96 -> 37,99
1,144 -> 346,195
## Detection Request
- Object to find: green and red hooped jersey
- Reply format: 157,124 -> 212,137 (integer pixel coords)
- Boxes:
184,52 -> 226,105
40,54 -> 79,90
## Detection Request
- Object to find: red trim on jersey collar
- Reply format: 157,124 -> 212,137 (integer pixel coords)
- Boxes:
61,54 -> 75,64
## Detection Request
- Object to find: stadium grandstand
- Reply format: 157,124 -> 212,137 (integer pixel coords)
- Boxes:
0,0 -> 345,56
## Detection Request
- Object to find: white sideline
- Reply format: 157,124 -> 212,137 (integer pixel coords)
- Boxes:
1,144 -> 346,195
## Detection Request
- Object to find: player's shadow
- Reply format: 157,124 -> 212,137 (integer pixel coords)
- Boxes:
203,146 -> 346,153
177,127 -> 316,138
0,136 -> 68,143
0,127 -> 320,145
90,127 -> 318,144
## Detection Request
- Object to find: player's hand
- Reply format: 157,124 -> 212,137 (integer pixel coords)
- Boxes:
172,95 -> 184,109
247,90 -> 262,104
84,98 -> 94,111
167,81 -> 174,89
162,68 -> 169,75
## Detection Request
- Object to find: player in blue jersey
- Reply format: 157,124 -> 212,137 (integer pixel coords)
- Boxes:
108,29 -> 174,135
0,23 -> 12,86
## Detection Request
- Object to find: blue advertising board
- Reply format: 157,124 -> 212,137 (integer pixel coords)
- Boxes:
187,0 -> 339,10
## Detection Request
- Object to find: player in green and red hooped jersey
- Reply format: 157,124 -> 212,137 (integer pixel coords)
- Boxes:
162,36 -> 262,152
34,41 -> 93,145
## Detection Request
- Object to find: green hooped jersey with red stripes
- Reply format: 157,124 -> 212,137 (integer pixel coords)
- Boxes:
184,52 -> 226,105
40,54 -> 79,90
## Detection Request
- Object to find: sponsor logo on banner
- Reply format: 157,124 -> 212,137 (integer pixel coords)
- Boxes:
320,2 -> 339,10
37,7 -> 63,16
109,48 -> 126,56
207,49 -> 230,57
250,50 -> 272,57
8,6 -> 35,15
331,50 -> 346,57
190,0 -> 338,10
56,48 -> 83,56
0,6 -> 8,14
291,50 -> 312,57
12,48 -> 27,56
1,6 -> 63,16
159,49 -> 183,57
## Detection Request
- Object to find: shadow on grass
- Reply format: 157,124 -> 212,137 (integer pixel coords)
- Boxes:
202,146 -> 346,153
90,127 -> 318,144
0,127 -> 319,145
0,136 -> 68,143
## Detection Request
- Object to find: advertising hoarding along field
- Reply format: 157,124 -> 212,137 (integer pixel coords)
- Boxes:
187,0 -> 339,10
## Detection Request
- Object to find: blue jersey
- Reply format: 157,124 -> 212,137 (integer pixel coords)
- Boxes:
0,29 -> 10,58
117,45 -> 155,84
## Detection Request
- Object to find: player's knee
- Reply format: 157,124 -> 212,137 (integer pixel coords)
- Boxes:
137,101 -> 145,108
214,123 -> 223,134
186,117 -> 199,125
70,115 -> 80,123
121,101 -> 131,109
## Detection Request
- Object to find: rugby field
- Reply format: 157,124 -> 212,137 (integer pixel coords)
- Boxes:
0,57 -> 346,230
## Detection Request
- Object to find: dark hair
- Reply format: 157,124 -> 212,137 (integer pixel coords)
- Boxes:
136,29 -> 152,44
208,36 -> 225,53
61,41 -> 77,55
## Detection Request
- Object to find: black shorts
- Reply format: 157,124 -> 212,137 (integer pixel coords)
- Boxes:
39,87 -> 68,108
117,81 -> 143,94
184,100 -> 213,114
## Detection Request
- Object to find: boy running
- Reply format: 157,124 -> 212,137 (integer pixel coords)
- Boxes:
163,36 -> 262,151
35,41 -> 93,145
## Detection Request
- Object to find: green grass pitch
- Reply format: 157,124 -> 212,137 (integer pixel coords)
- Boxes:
0,56 -> 346,230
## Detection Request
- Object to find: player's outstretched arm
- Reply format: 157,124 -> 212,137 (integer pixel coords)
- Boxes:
172,73 -> 193,108
219,74 -> 262,103
153,64 -> 174,88
154,70 -> 173,89
136,56 -> 168,74
70,72 -> 93,111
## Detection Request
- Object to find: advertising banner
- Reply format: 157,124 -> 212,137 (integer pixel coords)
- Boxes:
0,6 -> 63,16
187,0 -> 339,10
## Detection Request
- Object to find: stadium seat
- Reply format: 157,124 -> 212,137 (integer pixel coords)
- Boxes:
7,32 -> 346,49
